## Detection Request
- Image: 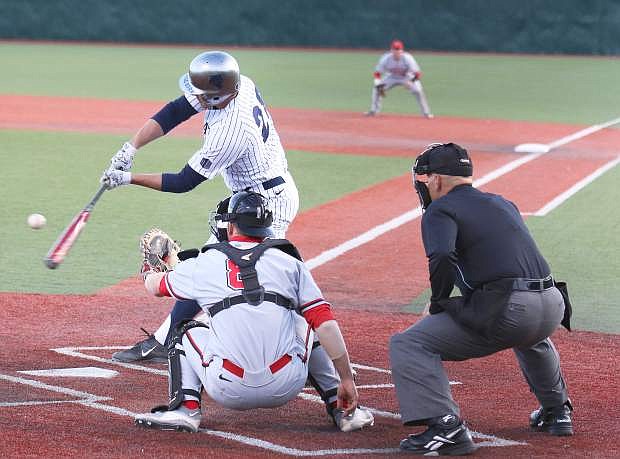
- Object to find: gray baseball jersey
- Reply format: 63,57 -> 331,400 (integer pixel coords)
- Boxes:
376,52 -> 421,80
163,238 -> 328,371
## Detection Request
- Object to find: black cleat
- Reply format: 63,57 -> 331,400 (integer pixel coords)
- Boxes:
112,328 -> 168,363
530,400 -> 573,436
400,414 -> 476,456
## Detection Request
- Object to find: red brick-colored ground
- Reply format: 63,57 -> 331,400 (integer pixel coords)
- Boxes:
2,94 -> 620,457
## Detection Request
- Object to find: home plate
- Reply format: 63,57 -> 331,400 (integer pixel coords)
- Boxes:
18,367 -> 119,378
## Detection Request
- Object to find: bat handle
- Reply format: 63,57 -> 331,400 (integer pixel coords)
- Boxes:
85,184 -> 108,211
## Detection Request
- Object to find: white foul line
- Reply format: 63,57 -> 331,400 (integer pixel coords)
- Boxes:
534,155 -> 620,216
306,115 -> 620,270
547,116 -> 620,150
46,347 -> 524,450
306,153 -> 543,271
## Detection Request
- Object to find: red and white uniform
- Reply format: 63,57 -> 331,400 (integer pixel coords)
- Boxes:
185,75 -> 298,237
157,236 -> 334,410
369,52 -> 432,117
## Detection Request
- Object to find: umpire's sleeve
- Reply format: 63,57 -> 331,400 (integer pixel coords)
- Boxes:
421,207 -> 458,303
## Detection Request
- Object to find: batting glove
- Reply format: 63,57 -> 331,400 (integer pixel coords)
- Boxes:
100,169 -> 132,190
108,142 -> 137,172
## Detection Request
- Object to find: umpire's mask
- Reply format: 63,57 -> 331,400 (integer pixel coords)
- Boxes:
412,143 -> 473,210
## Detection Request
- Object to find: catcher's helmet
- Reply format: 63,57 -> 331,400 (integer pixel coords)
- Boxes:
215,191 -> 274,238
178,51 -> 240,106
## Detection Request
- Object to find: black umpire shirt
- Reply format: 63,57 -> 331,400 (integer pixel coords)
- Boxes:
421,184 -> 551,305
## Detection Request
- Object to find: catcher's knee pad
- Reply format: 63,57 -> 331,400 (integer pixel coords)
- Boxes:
157,320 -> 209,412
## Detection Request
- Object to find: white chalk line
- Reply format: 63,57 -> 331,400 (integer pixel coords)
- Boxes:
546,116 -> 620,150
533,155 -> 620,216
306,116 -> 620,270
47,346 -> 524,450
297,392 -> 525,448
305,153 -> 543,270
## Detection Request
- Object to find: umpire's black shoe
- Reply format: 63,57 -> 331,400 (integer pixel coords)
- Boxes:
112,328 -> 168,363
530,400 -> 573,436
400,414 -> 476,456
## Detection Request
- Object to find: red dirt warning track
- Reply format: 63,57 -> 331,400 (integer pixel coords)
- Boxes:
2,94 -> 620,457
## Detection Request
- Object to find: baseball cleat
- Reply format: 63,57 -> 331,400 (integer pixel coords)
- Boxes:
112,328 -> 167,363
135,406 -> 201,433
364,110 -> 376,116
332,407 -> 375,432
530,400 -> 573,436
400,414 -> 476,456
425,113 -> 435,119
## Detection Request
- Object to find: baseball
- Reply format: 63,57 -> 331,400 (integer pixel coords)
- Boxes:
27,213 -> 47,229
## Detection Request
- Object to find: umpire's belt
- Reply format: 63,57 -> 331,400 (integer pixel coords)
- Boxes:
485,275 -> 554,292
208,292 -> 294,317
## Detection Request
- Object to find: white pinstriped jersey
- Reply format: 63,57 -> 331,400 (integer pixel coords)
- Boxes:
376,52 -> 421,79
184,75 -> 298,238
185,75 -> 287,191
164,239 -> 329,372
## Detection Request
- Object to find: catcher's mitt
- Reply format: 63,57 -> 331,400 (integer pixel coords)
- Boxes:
139,227 -> 180,278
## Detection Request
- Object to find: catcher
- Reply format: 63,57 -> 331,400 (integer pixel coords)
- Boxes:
133,191 -> 374,433
364,39 -> 433,118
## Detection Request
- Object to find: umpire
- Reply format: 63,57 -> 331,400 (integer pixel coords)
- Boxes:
389,143 -> 573,456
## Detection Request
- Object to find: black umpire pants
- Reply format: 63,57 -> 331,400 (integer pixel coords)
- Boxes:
389,287 -> 569,424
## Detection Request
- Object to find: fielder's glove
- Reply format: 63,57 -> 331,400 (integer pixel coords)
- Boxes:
139,227 -> 181,280
108,142 -> 137,172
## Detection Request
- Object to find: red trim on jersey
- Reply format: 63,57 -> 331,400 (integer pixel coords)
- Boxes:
158,274 -> 171,296
229,235 -> 263,243
301,298 -> 325,310
303,303 -> 335,330
164,272 -> 190,300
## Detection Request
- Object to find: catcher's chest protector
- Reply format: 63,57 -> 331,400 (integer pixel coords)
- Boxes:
202,239 -> 302,306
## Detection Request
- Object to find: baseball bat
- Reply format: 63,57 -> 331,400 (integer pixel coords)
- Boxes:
44,184 -> 107,269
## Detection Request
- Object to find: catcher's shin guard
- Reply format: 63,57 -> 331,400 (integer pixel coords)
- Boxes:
153,320 -> 209,413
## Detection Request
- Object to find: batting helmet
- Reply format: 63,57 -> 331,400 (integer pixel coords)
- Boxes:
214,191 -> 274,238
178,51 -> 240,106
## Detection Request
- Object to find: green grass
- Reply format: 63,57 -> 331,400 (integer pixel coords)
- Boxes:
0,130 -> 411,294
402,164 -> 620,334
1,42 -> 619,333
1,42 -> 619,124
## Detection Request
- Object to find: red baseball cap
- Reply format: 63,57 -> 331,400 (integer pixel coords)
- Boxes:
391,40 -> 404,50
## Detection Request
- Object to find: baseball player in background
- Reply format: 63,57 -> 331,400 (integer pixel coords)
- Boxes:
100,51 -> 372,431
133,191 -> 374,433
365,40 -> 433,118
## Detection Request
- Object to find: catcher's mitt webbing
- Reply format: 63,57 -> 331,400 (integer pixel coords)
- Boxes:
140,227 -> 180,273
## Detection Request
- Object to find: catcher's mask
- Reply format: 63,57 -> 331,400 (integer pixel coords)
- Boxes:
178,51 -> 240,108
212,191 -> 274,239
412,142 -> 473,210
209,196 -> 232,242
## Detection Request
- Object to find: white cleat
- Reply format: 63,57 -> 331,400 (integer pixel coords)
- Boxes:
333,407 -> 375,432
425,113 -> 435,119
135,406 -> 201,433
